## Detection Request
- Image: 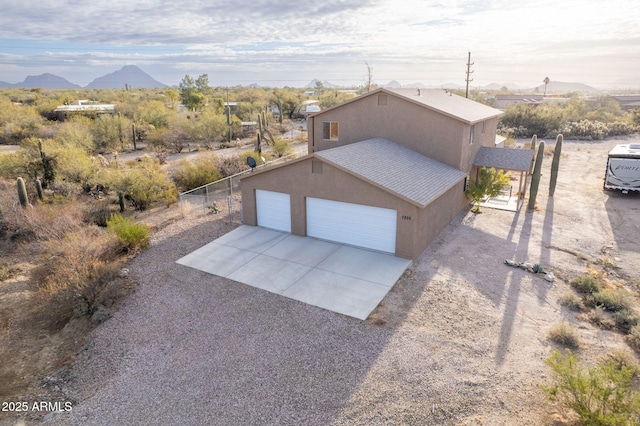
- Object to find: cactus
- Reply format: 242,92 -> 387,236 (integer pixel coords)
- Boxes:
35,179 -> 43,201
549,134 -> 563,197
16,177 -> 30,208
528,141 -> 545,210
118,192 -> 125,213
255,132 -> 262,153
131,123 -> 137,151
529,135 -> 537,173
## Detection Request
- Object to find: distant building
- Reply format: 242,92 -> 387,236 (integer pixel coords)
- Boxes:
54,100 -> 115,121
610,95 -> 640,111
495,94 -> 543,109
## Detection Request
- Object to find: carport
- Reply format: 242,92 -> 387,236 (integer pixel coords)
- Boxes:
176,225 -> 411,320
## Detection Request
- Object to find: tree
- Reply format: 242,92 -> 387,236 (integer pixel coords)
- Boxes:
543,77 -> 550,96
365,61 -> 374,93
271,89 -> 300,124
179,75 -> 196,106
467,167 -> 510,213
165,89 -> 180,110
195,74 -> 211,95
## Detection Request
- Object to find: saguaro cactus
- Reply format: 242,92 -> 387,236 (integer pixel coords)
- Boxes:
529,135 -> 537,173
528,141 -> 545,210
118,191 -> 125,213
549,134 -> 563,197
17,177 -> 30,208
35,179 -> 43,201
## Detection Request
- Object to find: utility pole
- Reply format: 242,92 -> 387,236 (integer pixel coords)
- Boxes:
465,51 -> 474,98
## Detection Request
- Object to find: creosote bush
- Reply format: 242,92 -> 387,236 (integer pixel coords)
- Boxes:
106,213 -> 150,253
626,326 -> 640,353
570,274 -> 602,295
173,155 -> 223,191
589,289 -> 632,313
558,291 -> 585,312
543,349 -> 640,425
548,322 -> 582,349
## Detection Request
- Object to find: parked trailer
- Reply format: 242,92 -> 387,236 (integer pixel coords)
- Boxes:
604,143 -> 640,193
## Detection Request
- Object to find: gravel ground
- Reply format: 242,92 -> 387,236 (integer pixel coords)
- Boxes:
29,137 -> 640,426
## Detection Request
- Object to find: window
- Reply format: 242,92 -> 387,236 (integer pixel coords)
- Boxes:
377,94 -> 387,105
322,122 -> 339,141
481,121 -> 486,134
469,124 -> 475,145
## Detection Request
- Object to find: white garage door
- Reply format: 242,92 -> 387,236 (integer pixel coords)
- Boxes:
256,190 -> 291,232
306,197 -> 397,253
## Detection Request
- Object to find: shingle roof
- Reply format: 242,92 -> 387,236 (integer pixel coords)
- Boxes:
384,88 -> 503,124
473,146 -> 534,171
315,138 -> 466,208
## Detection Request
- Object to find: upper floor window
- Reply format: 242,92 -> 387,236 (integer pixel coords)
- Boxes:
469,124 -> 475,145
323,121 -> 339,141
377,94 -> 387,105
481,121 -> 486,134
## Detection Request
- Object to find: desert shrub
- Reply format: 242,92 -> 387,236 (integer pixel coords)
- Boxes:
570,274 -> 602,295
586,306 -> 616,330
271,138 -> 293,158
35,228 -> 122,329
612,309 -> 640,334
173,156 -> 223,191
602,348 -> 640,375
626,326 -> 640,353
543,349 -> 640,425
8,200 -> 85,241
590,289 -> 632,313
558,291 -> 585,311
83,201 -> 119,227
109,157 -> 178,210
0,260 -> 18,281
548,323 -> 582,349
106,213 -> 150,253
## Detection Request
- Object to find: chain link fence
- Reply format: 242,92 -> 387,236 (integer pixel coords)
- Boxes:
178,153 -> 299,223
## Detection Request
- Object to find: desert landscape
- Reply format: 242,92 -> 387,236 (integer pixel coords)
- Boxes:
1,135 -> 639,425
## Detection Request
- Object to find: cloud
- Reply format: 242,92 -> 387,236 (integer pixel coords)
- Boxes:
0,0 -> 639,87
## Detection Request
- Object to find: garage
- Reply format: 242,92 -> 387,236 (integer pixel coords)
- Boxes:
256,189 -> 291,232
306,197 -> 397,254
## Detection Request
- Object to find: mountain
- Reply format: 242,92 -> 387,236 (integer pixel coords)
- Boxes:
384,80 -> 403,88
305,79 -> 341,89
86,65 -> 166,89
530,81 -> 598,94
0,81 -> 13,88
12,73 -> 81,89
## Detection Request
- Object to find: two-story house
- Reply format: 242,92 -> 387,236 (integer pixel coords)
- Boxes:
240,88 -> 509,259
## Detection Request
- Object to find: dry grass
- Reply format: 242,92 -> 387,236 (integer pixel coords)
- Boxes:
548,322 -> 582,349
558,291 -> 585,311
601,348 -> 640,374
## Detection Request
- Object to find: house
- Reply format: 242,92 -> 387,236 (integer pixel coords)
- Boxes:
240,88 -> 507,259
610,95 -> 640,111
54,100 -> 115,121
495,94 -> 543,109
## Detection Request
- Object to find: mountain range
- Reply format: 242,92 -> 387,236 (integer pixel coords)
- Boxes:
0,66 -> 636,93
0,65 -> 166,90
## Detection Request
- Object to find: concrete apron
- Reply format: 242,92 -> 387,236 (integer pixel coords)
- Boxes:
176,225 -> 412,320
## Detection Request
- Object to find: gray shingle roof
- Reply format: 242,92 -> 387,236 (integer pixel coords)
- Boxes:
473,146 -> 534,171
384,88 -> 503,124
315,138 -> 466,208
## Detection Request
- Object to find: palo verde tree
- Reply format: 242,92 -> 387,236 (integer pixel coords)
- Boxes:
467,167 -> 510,213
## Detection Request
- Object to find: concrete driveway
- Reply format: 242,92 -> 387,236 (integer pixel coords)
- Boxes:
176,225 -> 411,319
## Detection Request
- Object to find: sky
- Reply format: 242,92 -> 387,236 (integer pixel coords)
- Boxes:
1,0 -> 639,89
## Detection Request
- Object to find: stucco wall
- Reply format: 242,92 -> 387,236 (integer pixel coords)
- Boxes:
308,92 -> 498,174
241,156 -> 468,259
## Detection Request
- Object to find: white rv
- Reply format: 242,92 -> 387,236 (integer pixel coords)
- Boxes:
604,143 -> 640,193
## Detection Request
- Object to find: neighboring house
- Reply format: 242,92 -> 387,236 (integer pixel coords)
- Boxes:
495,94 -> 543,109
240,88 -> 508,259
54,100 -> 115,121
610,95 -> 640,111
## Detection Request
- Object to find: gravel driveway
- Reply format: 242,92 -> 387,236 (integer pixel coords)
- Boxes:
42,137 -> 640,425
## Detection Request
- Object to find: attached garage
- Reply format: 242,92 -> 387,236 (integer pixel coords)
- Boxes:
256,189 -> 291,232
306,197 -> 397,254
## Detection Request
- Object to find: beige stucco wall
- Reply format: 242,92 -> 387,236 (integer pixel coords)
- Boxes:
308,92 -> 500,174
241,156 -> 468,259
